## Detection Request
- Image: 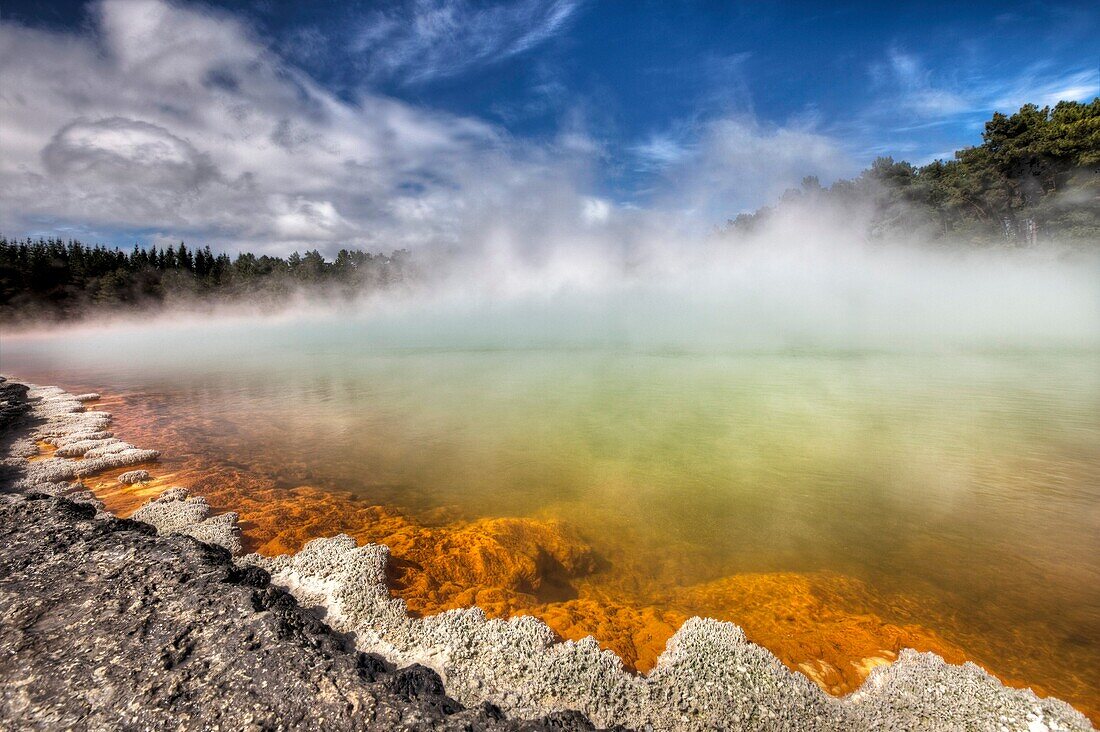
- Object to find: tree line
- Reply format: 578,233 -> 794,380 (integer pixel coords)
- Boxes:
0,238 -> 413,323
727,99 -> 1100,245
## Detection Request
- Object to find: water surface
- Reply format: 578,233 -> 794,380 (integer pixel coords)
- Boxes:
3,313 -> 1098,718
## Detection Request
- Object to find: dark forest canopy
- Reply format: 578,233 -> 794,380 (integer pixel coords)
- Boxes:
0,239 -> 413,324
727,99 -> 1100,245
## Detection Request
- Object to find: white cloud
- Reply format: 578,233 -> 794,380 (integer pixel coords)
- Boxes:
581,197 -> 611,224
0,0 -> 596,254
871,48 -> 1098,123
0,0 -> 859,262
631,133 -> 693,171
272,197 -> 354,241
42,117 -> 219,188
350,0 -> 581,85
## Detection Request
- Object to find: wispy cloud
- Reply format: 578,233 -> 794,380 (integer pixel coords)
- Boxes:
857,46 -> 1099,163
350,0 -> 582,85
627,51 -> 757,175
878,50 -> 971,117
871,48 -> 1098,121
630,133 -> 693,172
989,65 -> 1099,111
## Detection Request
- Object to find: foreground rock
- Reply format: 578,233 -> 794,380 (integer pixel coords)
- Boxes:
0,495 -> 604,731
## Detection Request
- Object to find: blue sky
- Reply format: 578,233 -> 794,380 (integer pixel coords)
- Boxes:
1,0 -> 1097,251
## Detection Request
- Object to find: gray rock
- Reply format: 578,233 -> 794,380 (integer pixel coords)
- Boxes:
54,438 -> 119,457
0,495 -> 600,732
117,469 -> 151,484
131,487 -> 243,555
81,440 -> 137,459
51,430 -> 115,447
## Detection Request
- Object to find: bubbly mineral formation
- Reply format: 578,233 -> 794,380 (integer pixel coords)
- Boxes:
52,430 -> 115,447
131,487 -> 243,555
116,469 -> 150,484
248,536 -> 1093,731
0,384 -> 159,493
54,438 -> 118,457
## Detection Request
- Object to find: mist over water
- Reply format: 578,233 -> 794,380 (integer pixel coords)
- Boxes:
12,223 -> 1100,355
387,242 -> 1100,353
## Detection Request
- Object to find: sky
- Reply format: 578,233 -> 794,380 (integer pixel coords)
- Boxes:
1,0 -> 1097,254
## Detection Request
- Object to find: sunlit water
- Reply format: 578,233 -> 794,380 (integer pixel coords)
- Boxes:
3,311 -> 1098,719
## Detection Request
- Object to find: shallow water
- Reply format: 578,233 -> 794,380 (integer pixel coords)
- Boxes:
3,313 -> 1099,719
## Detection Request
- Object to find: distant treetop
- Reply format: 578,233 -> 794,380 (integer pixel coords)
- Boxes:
727,99 -> 1100,245
0,239 -> 413,324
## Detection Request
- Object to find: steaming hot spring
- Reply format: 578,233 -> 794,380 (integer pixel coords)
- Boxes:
4,241 -> 1099,725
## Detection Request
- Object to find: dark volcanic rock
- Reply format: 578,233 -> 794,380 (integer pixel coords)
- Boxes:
0,379 -> 31,426
0,494 -> 602,731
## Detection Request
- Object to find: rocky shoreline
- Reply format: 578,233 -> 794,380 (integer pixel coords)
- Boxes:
0,379 -> 602,731
0,377 -> 1093,731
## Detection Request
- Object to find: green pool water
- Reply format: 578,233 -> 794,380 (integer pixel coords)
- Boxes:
3,305 -> 1099,713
